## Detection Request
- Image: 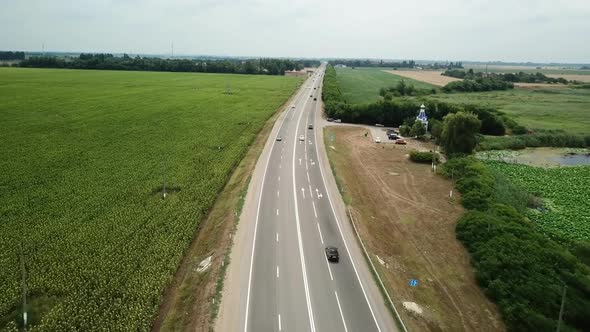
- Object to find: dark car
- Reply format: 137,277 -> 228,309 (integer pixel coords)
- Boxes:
313,97 -> 317,101
308,124 -> 313,129
325,246 -> 339,262
327,118 -> 334,122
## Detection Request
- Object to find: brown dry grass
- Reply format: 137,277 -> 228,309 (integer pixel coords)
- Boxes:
383,70 -> 461,86
546,74 -> 590,83
325,126 -> 504,332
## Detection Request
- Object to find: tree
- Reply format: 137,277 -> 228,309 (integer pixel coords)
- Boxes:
441,112 -> 481,154
430,118 -> 443,143
410,120 -> 426,138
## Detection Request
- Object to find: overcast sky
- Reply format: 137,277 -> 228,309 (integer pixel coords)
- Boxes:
1,0 -> 589,63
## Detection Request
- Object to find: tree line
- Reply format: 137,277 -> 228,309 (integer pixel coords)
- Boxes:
329,59 -> 416,68
0,51 -> 25,61
442,157 -> 590,331
18,53 -> 320,75
322,65 -> 509,135
443,69 -> 569,84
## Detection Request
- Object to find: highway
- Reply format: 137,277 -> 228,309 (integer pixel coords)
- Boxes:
217,65 -> 397,332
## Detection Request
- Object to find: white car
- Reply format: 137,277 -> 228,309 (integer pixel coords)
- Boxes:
276,136 -> 282,141
334,119 -> 342,123
299,135 -> 305,141
375,137 -> 381,143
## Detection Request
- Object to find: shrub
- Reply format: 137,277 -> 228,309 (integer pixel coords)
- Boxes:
409,150 -> 439,163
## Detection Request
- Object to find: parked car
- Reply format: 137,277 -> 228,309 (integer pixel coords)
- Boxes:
375,137 -> 381,143
327,118 -> 334,122
375,123 -> 384,127
299,135 -> 305,141
388,134 -> 399,140
308,124 -> 313,129
325,246 -> 339,262
395,139 -> 407,145
334,119 -> 342,123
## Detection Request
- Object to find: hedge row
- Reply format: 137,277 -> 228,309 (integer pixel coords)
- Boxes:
441,157 -> 590,331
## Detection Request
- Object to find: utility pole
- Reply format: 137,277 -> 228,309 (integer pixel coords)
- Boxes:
162,157 -> 168,199
20,245 -> 27,331
556,281 -> 567,332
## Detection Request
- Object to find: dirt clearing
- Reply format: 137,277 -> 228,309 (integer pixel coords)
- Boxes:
383,70 -> 461,86
325,126 -> 504,332
546,74 -> 590,83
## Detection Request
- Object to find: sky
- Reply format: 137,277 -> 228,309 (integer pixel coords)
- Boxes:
1,0 -> 589,63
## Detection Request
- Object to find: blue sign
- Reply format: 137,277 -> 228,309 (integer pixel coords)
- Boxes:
330,133 -> 334,141
409,279 -> 419,287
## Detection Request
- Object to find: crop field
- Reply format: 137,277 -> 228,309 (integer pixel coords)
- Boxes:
429,87 -> 590,135
382,69 -> 461,86
334,67 -> 437,104
484,161 -> 590,242
463,64 -> 590,76
0,68 -> 300,330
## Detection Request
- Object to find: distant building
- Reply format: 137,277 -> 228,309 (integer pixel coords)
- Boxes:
334,64 -> 347,68
284,70 -> 307,77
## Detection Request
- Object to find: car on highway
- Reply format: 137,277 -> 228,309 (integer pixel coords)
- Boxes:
313,97 -> 317,101
310,95 -> 313,98
276,136 -> 282,141
325,246 -> 339,262
375,137 -> 381,143
299,135 -> 305,141
308,124 -> 313,129
395,139 -> 407,145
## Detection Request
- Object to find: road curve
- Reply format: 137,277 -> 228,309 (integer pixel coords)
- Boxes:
217,65 -> 398,332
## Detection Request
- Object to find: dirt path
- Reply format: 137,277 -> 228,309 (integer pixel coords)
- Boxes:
325,126 -> 504,332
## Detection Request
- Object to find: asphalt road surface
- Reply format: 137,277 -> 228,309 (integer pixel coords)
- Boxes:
217,65 -> 398,332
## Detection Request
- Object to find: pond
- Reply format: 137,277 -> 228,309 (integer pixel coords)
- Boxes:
476,148 -> 590,167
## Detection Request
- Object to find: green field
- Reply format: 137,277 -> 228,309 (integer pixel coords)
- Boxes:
484,161 -> 590,242
0,68 -> 300,330
429,87 -> 590,135
334,67 -> 437,104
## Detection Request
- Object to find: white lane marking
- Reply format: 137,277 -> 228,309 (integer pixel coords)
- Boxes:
278,314 -> 282,331
316,222 -> 324,244
279,164 -> 281,169
244,80 -> 300,332
299,158 -> 302,165
301,187 -> 305,199
278,176 -> 280,182
276,209 -> 279,216
292,85 -> 316,332
325,256 -> 334,281
335,291 -> 349,332
277,265 -> 280,279
307,172 -> 310,183
312,201 -> 318,218
309,185 -> 314,199
277,190 -> 279,197
312,95 -> 382,332
276,233 -> 279,242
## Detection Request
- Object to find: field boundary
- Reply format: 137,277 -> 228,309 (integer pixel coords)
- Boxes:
346,207 -> 409,332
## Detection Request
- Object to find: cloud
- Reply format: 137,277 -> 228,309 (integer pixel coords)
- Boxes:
0,0 -> 588,62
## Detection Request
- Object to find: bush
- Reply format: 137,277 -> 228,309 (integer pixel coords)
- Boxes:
445,157 -> 590,331
409,150 -> 439,163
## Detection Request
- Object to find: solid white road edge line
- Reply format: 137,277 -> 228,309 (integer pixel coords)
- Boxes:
243,76 -> 307,332
316,222 -> 324,244
312,201 -> 318,218
313,81 -> 382,332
